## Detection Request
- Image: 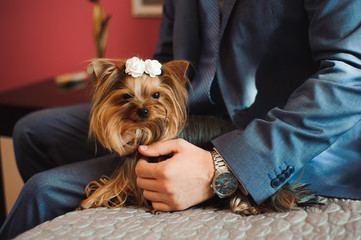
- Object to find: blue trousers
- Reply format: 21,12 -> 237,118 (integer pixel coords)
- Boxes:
0,104 -> 119,239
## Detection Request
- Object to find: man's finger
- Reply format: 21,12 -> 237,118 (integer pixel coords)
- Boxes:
135,159 -> 155,178
136,175 -> 165,192
151,201 -> 172,212
135,158 -> 168,179
142,190 -> 168,203
138,139 -> 184,157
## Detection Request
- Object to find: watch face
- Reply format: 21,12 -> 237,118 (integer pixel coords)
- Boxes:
214,172 -> 238,196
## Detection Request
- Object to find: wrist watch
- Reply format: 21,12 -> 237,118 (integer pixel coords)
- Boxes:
211,148 -> 238,198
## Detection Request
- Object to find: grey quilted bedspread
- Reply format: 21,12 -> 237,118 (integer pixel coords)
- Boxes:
15,198 -> 361,239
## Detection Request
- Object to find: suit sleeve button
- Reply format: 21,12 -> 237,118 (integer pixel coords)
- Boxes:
270,178 -> 280,188
282,170 -> 290,178
287,165 -> 295,174
277,173 -> 287,182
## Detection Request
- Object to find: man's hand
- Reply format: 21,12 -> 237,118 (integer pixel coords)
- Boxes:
135,139 -> 216,211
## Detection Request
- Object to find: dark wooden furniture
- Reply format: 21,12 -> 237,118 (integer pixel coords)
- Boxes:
0,78 -> 92,225
0,78 -> 92,136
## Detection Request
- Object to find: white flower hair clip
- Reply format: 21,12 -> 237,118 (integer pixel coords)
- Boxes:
125,57 -> 162,78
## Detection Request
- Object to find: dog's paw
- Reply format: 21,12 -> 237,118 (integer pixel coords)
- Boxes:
230,194 -> 262,215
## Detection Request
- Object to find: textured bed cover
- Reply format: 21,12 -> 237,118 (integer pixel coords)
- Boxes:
15,198 -> 361,240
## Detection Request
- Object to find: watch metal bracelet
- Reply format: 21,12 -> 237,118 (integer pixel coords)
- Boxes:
211,148 -> 249,196
211,149 -> 228,171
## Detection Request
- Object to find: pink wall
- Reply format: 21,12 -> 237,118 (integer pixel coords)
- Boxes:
0,0 -> 162,92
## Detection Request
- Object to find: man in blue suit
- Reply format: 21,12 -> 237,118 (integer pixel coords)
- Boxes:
135,0 -> 361,210
1,0 -> 360,238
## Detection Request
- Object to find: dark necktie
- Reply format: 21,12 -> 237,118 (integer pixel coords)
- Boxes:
189,0 -> 220,114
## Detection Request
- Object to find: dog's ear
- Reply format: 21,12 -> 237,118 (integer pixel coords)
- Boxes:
89,59 -> 113,81
163,60 -> 190,83
89,59 -> 126,82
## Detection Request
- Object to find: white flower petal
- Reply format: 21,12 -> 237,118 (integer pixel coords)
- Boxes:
144,59 -> 162,77
125,57 -> 145,77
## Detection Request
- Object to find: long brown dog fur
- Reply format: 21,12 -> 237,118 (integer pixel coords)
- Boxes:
79,58 -> 319,215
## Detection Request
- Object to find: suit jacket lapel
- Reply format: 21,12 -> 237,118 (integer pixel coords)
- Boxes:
220,0 -> 238,40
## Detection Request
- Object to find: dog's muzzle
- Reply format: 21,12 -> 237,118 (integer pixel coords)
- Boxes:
137,108 -> 150,120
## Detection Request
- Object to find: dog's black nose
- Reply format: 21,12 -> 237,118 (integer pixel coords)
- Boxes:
137,108 -> 150,119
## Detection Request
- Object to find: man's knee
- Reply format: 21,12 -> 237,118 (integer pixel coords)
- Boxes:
25,171 -> 60,198
13,113 -> 37,146
25,170 -> 85,207
13,109 -> 54,149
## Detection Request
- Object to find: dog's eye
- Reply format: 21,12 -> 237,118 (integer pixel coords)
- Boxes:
123,94 -> 133,100
152,92 -> 160,99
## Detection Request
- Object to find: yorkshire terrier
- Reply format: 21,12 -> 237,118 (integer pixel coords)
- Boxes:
79,57 -> 319,215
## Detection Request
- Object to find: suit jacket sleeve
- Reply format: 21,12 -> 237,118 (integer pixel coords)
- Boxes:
212,0 -> 361,204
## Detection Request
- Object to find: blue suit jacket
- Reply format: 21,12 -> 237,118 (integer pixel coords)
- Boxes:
154,0 -> 361,204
